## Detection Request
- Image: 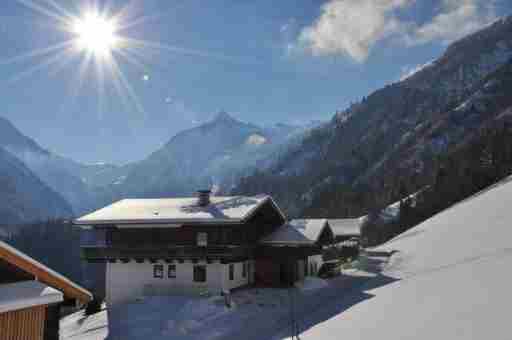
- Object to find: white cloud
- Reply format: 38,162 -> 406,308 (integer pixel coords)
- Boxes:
297,0 -> 498,62
408,0 -> 497,45
298,0 -> 413,62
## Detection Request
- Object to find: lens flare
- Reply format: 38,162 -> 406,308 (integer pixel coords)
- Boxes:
8,0 -> 246,119
73,12 -> 119,57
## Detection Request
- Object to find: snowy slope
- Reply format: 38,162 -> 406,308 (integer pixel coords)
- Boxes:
280,176 -> 512,340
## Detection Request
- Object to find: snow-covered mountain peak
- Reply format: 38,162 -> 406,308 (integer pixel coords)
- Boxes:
246,134 -> 267,146
212,111 -> 238,124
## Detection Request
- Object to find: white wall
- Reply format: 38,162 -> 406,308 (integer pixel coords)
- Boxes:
307,255 -> 323,276
107,260 -> 223,306
221,261 -> 251,291
106,259 -> 252,306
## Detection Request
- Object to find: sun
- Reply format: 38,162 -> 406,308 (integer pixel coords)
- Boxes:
72,12 -> 119,57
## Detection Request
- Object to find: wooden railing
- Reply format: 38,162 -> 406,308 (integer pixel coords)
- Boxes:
81,245 -> 252,262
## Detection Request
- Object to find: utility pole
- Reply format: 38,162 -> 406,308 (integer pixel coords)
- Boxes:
288,287 -> 301,340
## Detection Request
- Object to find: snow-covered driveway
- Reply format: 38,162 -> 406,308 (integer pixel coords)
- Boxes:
61,270 -> 383,340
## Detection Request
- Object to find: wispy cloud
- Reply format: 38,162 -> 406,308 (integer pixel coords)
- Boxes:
296,0 -> 498,62
298,0 -> 412,62
407,0 -> 498,45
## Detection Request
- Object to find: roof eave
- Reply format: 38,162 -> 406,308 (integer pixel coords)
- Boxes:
260,241 -> 317,247
73,218 -> 245,227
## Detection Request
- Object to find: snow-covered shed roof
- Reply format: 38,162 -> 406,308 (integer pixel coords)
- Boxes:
0,280 -> 63,313
260,219 -> 330,245
74,195 -> 284,226
0,241 -> 92,304
290,175 -> 512,340
328,217 -> 365,237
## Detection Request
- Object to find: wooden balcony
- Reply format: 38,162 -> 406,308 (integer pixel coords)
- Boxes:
81,245 -> 252,263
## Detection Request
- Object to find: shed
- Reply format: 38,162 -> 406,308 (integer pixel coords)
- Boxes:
0,240 -> 92,340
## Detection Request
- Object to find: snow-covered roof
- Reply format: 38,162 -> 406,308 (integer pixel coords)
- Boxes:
75,195 -> 283,226
0,280 -> 63,313
287,175 -> 512,340
0,240 -> 92,303
328,217 -> 364,237
260,219 -> 329,245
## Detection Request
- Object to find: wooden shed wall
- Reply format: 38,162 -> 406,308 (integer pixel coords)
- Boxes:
0,305 -> 46,340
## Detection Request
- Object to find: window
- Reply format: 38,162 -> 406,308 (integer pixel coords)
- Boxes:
229,264 -> 234,281
197,232 -> 207,246
242,262 -> 247,278
153,264 -> 163,278
168,265 -> 176,278
193,265 -> 207,282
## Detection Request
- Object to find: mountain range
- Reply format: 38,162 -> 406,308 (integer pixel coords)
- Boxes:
233,16 -> 512,216
0,111 -> 312,226
0,146 -> 72,227
0,116 -> 117,215
98,111 -> 312,199
1,15 -> 512,226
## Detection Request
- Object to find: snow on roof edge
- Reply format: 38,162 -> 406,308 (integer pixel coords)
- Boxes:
0,280 -> 63,313
0,240 -> 92,302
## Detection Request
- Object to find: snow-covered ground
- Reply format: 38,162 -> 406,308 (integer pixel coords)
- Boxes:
61,276 -> 341,340
294,277 -> 328,292
60,307 -> 109,340
276,176 -> 512,340
63,175 -> 512,340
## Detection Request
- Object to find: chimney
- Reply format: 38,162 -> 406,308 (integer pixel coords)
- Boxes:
197,190 -> 211,207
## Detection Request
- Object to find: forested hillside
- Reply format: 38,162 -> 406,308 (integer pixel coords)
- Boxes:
6,219 -> 83,286
233,17 -> 512,221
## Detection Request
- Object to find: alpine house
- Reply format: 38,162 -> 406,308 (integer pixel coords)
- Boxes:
74,191 -> 333,306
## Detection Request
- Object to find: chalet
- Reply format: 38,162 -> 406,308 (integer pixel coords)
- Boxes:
74,191 -> 334,306
328,218 -> 364,244
0,240 -> 92,340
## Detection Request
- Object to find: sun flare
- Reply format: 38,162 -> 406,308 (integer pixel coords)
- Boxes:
73,12 -> 119,57
9,1 -> 234,118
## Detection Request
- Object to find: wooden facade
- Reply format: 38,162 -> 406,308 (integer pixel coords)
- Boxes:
255,246 -> 318,286
0,305 -> 46,340
82,244 -> 253,262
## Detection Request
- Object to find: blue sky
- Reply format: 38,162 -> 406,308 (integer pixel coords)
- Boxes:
0,0 -> 511,164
